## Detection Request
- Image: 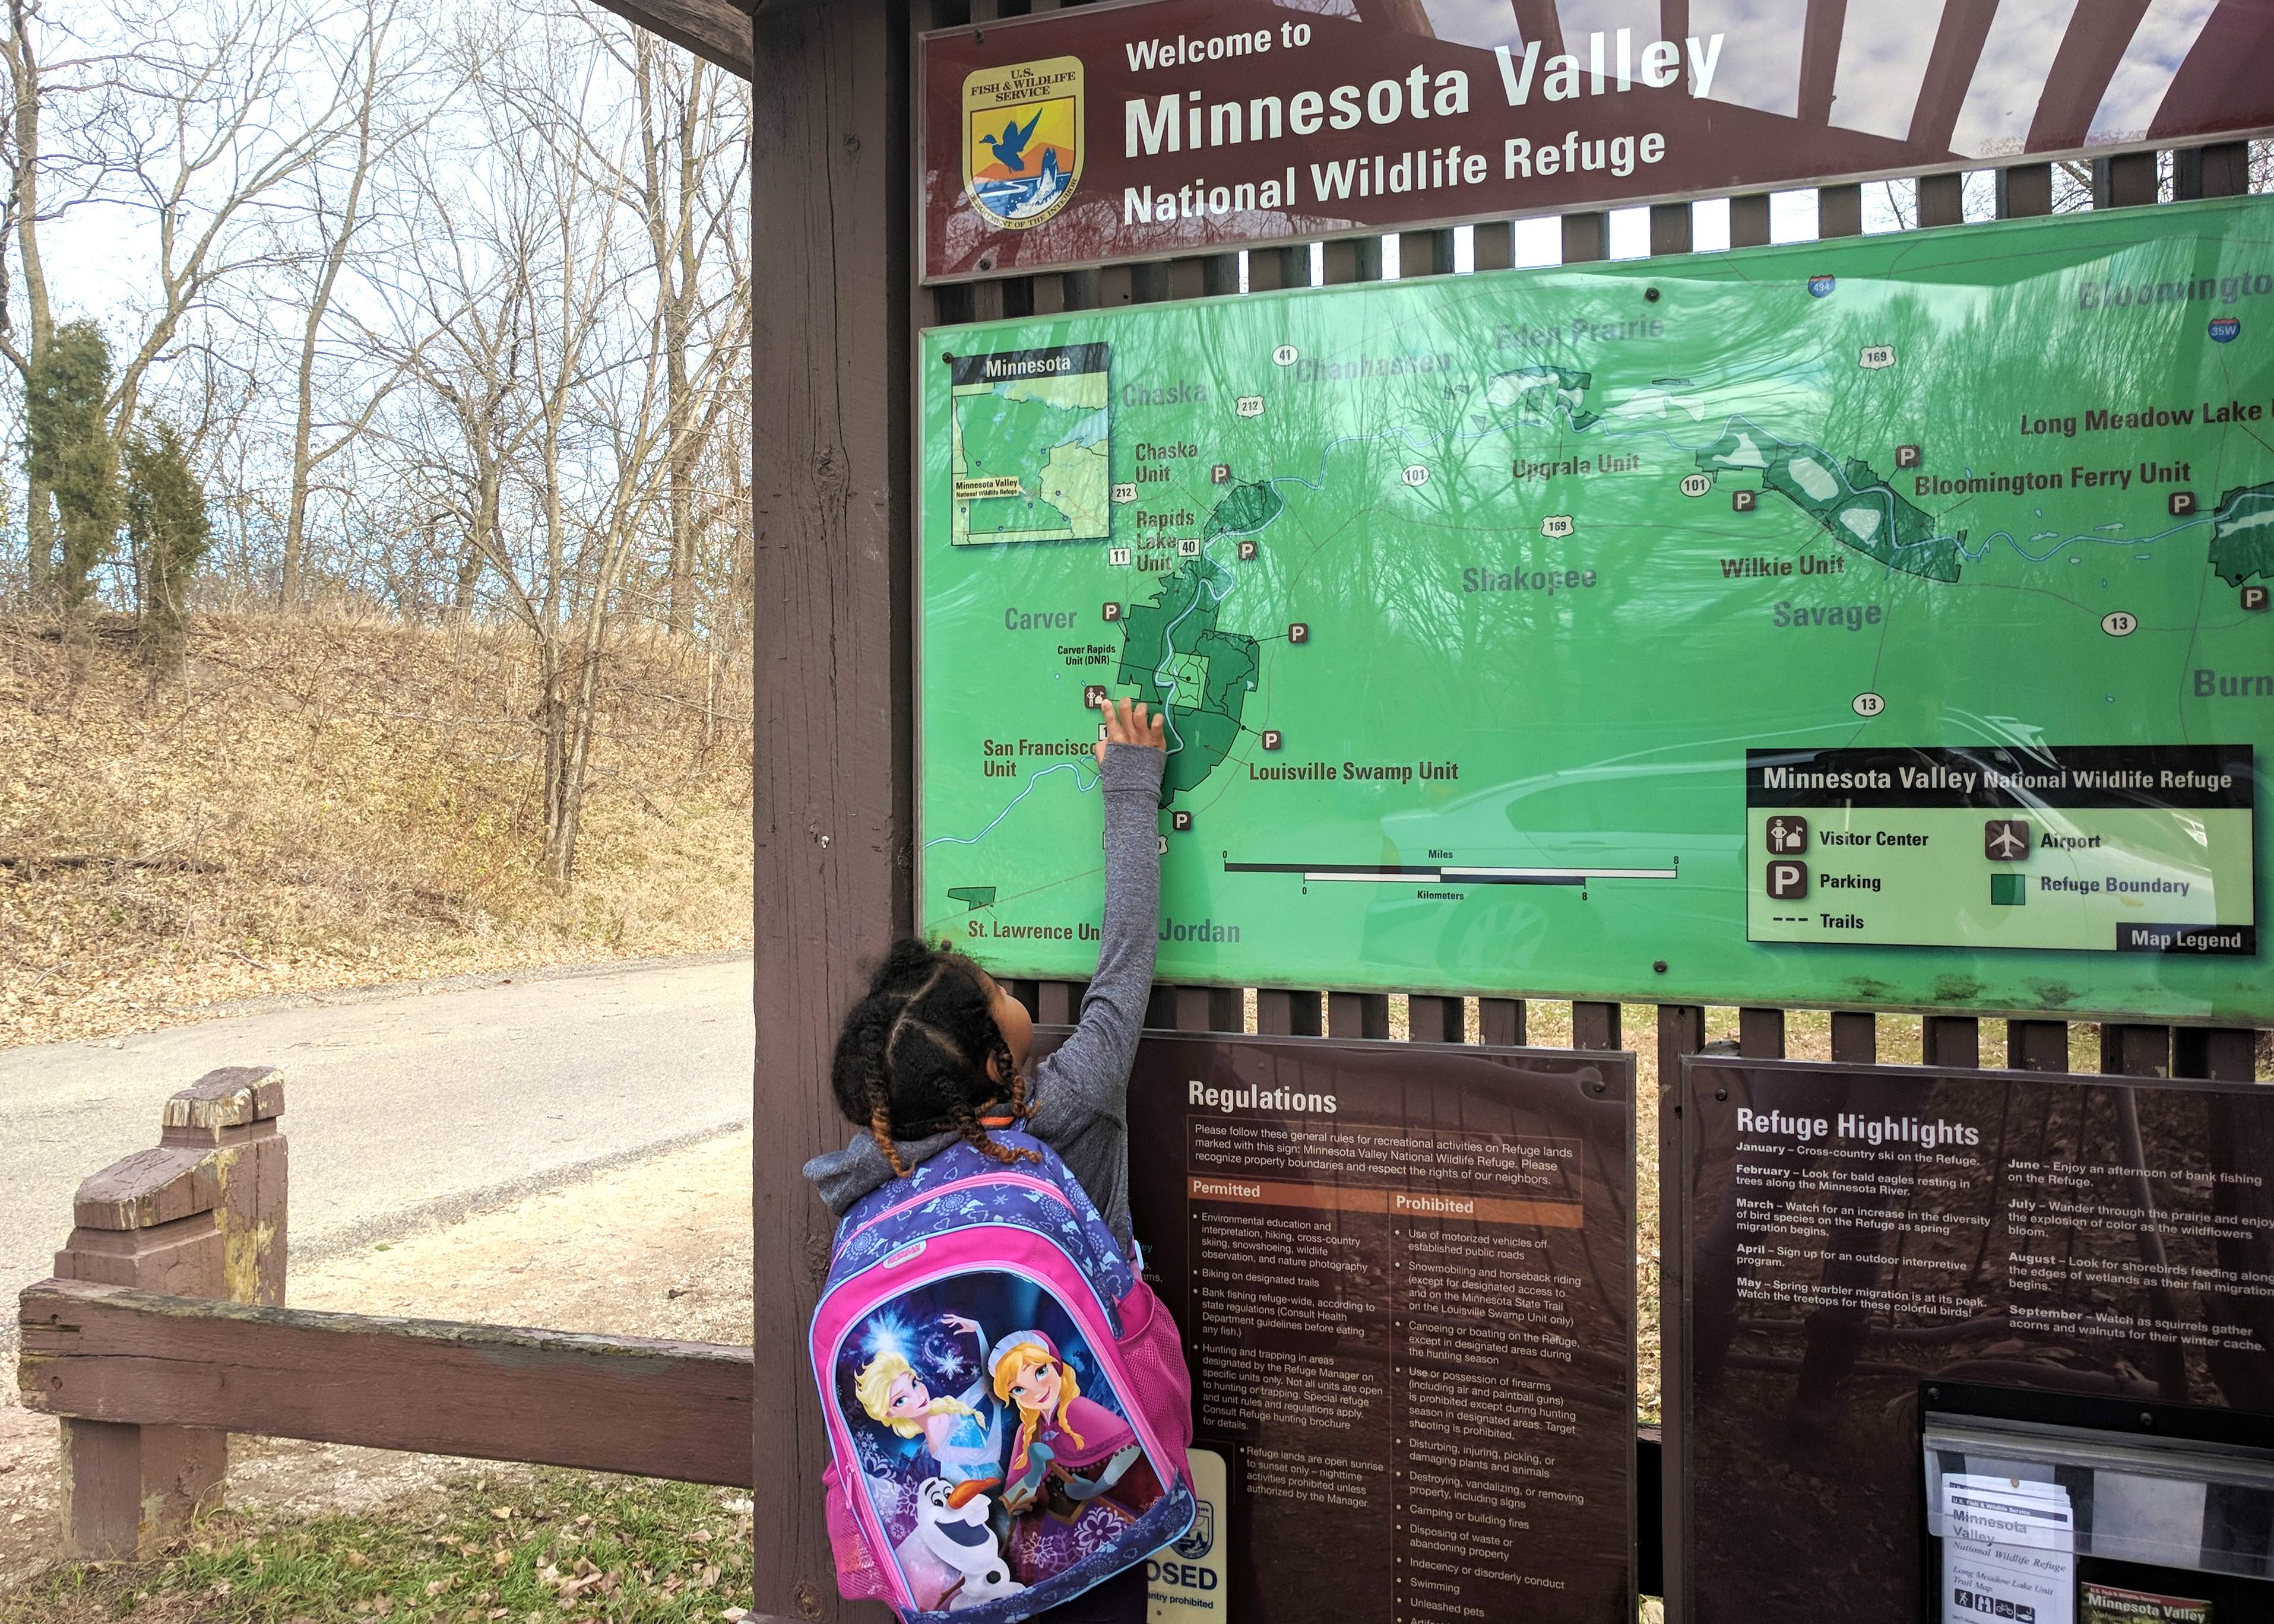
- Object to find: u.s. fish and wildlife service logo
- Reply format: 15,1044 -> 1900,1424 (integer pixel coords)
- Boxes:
963,55 -> 1082,230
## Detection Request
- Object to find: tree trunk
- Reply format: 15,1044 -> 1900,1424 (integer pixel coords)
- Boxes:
25,480 -> 53,588
7,0 -> 57,596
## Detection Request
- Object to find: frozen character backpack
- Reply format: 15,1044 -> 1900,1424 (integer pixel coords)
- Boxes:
809,1130 -> 1195,1622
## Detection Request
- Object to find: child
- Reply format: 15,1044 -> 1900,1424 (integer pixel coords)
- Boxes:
806,696 -> 1170,1622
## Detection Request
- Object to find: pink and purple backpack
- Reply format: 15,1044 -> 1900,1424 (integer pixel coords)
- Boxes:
809,1130 -> 1196,1622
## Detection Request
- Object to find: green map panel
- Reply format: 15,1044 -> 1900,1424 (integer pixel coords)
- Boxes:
918,198 -> 2274,1025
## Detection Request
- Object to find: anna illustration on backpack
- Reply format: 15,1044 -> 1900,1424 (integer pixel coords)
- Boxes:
991,1333 -> 1161,1525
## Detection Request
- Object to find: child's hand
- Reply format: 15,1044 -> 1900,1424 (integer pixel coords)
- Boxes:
1095,696 -> 1167,766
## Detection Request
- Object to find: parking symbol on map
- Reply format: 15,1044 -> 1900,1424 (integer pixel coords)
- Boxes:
1261,729 -> 1282,751
1984,819 -> 2031,861
1766,860 -> 1809,901
1732,489 -> 1757,513
2246,585 -> 2270,612
1102,601 -> 1123,623
1895,443 -> 1923,470
1237,540 -> 1259,562
1212,464 -> 1231,484
2170,490 -> 2197,516
1171,811 -> 1193,833
1766,816 -> 1808,855
1288,623 -> 1310,644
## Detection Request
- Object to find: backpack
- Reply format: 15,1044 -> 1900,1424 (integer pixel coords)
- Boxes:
809,1130 -> 1196,1622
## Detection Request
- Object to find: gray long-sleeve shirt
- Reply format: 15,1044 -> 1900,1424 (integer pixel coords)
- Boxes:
803,741 -> 1165,1246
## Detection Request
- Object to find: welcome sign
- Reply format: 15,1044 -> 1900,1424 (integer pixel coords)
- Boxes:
919,0 -> 2274,283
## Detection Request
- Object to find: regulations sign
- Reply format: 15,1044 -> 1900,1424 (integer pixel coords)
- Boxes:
916,196 -> 2274,1024
1120,1033 -> 1636,1624
918,0 -> 2274,283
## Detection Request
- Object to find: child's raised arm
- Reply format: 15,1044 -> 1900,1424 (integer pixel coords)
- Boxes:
1024,698 -> 1167,1148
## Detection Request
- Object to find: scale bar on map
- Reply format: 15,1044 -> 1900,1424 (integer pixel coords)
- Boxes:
1224,862 -> 1678,886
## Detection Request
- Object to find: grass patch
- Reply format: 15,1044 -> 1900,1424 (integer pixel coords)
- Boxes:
0,1471 -> 755,1624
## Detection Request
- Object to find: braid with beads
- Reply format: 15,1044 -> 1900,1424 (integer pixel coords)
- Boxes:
830,938 -> 1040,1174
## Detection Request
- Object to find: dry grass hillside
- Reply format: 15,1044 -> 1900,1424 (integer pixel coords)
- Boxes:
0,611 -> 752,1048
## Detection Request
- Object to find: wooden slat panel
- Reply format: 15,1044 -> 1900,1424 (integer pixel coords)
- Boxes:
1561,212 -> 1607,264
1917,172 -> 1965,227
2007,1020 -> 2069,1071
1177,986 -> 1244,1032
1321,236 -> 1382,283
1246,247 -> 1305,291
2100,1023 -> 2171,1080
1653,1003 -> 1706,1624
1649,202 -> 1692,257
1921,1015 -> 1981,1069
1737,1008 -> 1785,1059
2172,1027 -> 2259,1082
1256,989 -> 1324,1036
1478,997 -> 1526,1046
1817,182 -> 1863,238
2174,141 -> 2251,198
2092,150 -> 2159,209
1728,194 -> 1772,248
1327,992 -> 1390,1039
1573,1001 -> 1621,1050
19,1280 -> 754,1489
1996,162 -> 2053,218
1036,980 -> 1087,1025
1472,222 -> 1513,272
1407,995 -> 1465,1043
1399,229 -> 1454,279
1829,1011 -> 1876,1063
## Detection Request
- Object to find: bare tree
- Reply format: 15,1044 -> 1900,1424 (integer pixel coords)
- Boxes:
275,0 -> 446,610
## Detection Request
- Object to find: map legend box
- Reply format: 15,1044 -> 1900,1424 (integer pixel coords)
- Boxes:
1747,746 -> 2255,954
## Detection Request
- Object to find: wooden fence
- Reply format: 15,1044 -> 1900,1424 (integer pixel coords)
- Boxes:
15,1068 -> 752,1561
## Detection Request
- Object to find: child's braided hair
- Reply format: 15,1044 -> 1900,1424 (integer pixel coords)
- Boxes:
830,938 -> 1039,1178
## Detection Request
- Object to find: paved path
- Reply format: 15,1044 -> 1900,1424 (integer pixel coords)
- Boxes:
0,954 -> 753,1331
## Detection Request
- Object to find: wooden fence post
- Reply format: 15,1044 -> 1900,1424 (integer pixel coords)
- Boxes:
48,1066 -> 287,1559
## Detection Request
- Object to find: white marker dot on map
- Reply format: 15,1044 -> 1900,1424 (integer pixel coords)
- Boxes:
1272,344 -> 1297,367
1853,692 -> 1886,718
2101,611 -> 2139,637
1402,465 -> 1430,487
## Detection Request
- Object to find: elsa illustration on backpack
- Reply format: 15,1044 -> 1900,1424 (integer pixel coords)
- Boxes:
854,1312 -> 1023,1606
990,1331 -> 1161,1525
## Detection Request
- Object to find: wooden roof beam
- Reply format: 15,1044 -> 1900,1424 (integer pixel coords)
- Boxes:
586,0 -> 753,80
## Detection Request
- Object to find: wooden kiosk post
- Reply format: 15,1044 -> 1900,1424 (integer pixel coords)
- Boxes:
750,2 -> 911,1617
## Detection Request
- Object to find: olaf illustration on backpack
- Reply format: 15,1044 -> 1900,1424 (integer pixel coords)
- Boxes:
903,1477 -> 1025,1611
